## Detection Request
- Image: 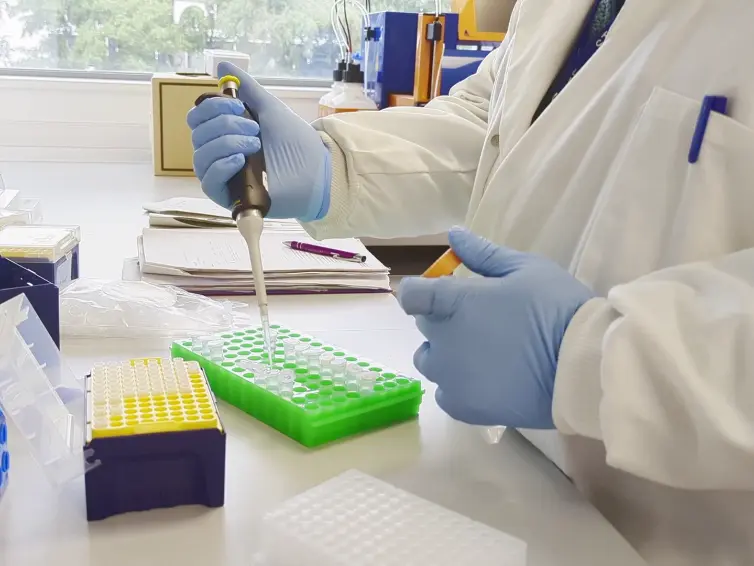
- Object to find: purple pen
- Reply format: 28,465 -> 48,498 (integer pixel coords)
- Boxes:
283,241 -> 367,263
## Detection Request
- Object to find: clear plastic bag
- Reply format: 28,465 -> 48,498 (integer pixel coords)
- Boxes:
61,279 -> 254,339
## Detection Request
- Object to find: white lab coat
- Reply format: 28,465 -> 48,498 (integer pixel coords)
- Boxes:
304,0 -> 754,564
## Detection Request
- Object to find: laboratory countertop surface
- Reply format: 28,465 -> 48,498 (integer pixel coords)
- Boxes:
0,161 -> 648,566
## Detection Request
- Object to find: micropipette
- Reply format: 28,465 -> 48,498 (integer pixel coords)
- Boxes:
195,75 -> 274,361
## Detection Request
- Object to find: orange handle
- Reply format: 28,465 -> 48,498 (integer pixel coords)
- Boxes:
422,249 -> 462,278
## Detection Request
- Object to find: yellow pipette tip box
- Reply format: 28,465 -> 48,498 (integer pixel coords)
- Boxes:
0,224 -> 80,261
87,358 -> 222,439
84,357 -> 226,521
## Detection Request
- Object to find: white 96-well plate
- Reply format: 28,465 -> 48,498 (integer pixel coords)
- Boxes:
256,469 -> 527,566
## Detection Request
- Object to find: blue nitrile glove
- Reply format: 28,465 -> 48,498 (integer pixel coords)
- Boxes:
397,227 -> 595,429
187,62 -> 332,221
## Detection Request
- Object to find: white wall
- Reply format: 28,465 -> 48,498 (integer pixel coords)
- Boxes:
0,75 -> 448,246
0,76 -> 325,163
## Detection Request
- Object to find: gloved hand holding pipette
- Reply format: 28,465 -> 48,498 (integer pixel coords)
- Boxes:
187,62 -> 332,222
191,70 -> 304,358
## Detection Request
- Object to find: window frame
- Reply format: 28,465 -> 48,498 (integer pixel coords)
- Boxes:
0,67 -> 333,87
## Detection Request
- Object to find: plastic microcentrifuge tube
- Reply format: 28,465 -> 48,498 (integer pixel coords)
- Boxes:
319,352 -> 334,370
346,361 -> 362,380
331,358 -> 346,383
255,371 -> 268,388
359,370 -> 378,394
280,383 -> 293,399
201,341 -> 213,356
283,338 -> 297,362
304,349 -> 321,372
294,344 -> 309,366
279,369 -> 295,385
255,360 -> 272,376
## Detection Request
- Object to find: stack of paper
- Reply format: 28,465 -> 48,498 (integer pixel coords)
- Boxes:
143,196 -> 308,233
137,227 -> 392,295
143,196 -> 235,228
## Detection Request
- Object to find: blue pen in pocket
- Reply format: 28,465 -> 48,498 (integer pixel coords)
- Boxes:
0,405 -> 8,504
689,95 -> 729,164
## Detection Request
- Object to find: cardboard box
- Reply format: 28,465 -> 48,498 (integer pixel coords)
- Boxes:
151,74 -> 219,176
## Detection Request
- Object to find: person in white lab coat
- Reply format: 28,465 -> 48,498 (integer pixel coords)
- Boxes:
187,0 -> 754,563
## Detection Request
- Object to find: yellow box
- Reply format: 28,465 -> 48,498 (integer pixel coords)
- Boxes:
87,358 -> 222,439
151,73 -> 219,176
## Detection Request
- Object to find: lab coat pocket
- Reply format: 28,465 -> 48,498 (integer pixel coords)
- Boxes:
573,86 -> 754,294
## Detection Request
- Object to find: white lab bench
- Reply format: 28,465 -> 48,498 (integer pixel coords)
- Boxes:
0,161 -> 647,566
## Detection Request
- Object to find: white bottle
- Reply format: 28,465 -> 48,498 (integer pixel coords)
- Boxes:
322,63 -> 378,116
318,61 -> 346,118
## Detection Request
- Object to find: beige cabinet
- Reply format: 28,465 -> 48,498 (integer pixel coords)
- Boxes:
151,74 -> 219,176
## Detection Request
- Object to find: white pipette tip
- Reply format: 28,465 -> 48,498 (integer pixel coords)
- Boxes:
236,209 -> 273,359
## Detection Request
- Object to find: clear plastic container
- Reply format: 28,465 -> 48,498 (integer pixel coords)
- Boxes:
318,62 -> 346,118
60,279 -> 254,339
0,293 -> 97,486
320,63 -> 377,117
0,209 -> 29,230
0,225 -> 80,261
7,197 -> 43,223
0,183 -> 19,208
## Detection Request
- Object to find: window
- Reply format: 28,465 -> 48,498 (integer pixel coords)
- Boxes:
0,0 -> 450,79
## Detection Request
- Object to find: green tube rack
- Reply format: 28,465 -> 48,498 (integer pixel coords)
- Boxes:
171,326 -> 424,447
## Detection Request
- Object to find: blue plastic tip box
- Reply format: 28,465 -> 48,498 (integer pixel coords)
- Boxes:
0,294 -> 226,521
0,256 -> 60,346
0,225 -> 80,289
84,358 -> 226,521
